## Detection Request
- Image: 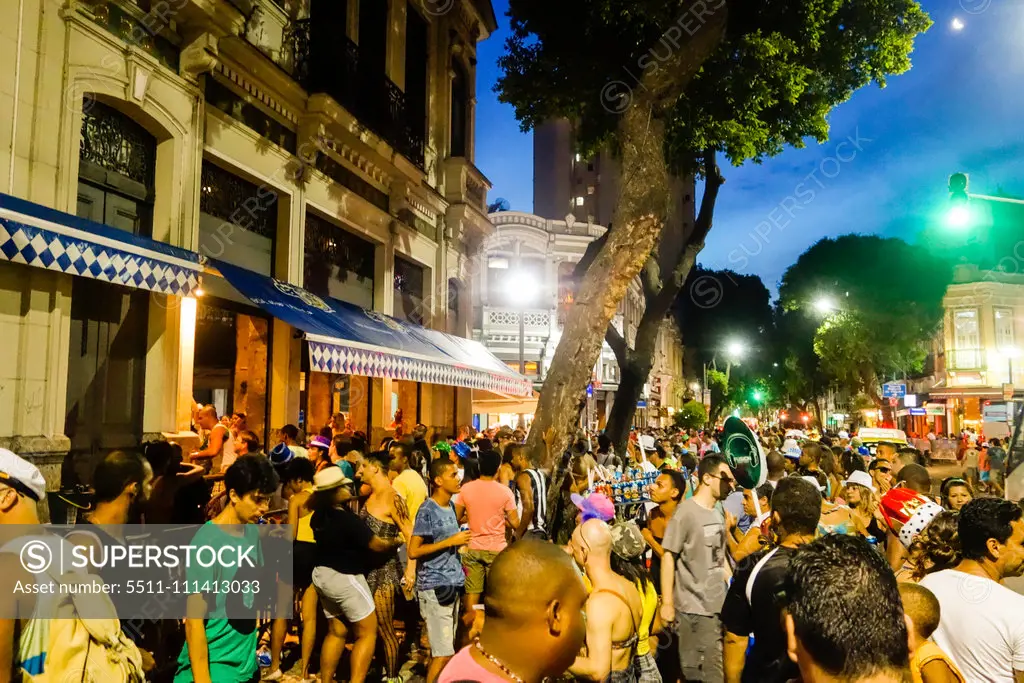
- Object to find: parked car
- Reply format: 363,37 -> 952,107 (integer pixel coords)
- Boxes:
856,428 -> 909,456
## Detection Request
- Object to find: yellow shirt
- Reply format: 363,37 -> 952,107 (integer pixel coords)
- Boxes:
296,485 -> 316,543
393,469 -> 428,522
911,640 -> 965,683
635,580 -> 658,656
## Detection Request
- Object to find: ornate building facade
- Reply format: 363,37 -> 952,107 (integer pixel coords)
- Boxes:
473,210 -> 684,430
0,0 -> 521,506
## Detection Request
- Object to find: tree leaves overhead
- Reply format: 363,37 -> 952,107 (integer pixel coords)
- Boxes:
497,0 -> 931,174
777,234 -> 953,395
674,400 -> 709,430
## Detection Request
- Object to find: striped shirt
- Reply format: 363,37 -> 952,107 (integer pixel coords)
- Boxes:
515,468 -> 547,533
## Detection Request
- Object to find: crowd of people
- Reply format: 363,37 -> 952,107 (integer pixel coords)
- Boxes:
0,408 -> 1022,683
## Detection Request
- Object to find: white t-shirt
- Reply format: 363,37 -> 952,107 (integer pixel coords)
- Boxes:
919,569 -> 1024,682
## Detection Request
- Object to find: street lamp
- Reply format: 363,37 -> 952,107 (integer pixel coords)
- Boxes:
813,296 -> 836,315
690,382 -> 701,393
725,340 -> 747,360
505,270 -> 540,375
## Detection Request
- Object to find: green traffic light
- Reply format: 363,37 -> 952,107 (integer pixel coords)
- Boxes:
946,204 -> 971,229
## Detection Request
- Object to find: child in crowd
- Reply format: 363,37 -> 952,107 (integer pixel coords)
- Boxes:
899,583 -> 964,683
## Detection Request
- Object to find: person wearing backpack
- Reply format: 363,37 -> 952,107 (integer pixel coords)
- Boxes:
0,448 -> 63,678
0,448 -> 145,683
721,477 -> 822,683
175,455 -> 279,683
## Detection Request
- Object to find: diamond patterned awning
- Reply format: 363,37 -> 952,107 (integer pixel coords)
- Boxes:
0,192 -> 201,296
212,258 -> 532,397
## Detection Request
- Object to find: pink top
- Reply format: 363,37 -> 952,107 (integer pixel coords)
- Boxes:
459,479 -> 516,552
439,646 -> 509,683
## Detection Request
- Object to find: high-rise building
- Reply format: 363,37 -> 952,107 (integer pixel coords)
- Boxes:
533,118 -> 693,244
526,118 -> 694,427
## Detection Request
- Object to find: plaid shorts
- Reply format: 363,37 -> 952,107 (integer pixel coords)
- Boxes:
635,652 -> 662,683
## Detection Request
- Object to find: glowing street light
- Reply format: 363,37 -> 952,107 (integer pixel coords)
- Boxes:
505,270 -> 541,376
505,270 -> 540,305
690,382 -> 701,393
813,296 -> 836,315
725,340 -> 747,360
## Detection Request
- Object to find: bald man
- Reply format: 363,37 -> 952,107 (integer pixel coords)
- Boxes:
568,520 -> 643,682
439,539 -> 587,683
191,405 -> 232,473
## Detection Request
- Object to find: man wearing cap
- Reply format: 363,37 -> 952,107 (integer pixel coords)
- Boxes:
661,454 -> 734,683
0,448 -> 80,678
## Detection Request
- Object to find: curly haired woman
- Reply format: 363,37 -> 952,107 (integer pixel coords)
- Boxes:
903,510 -> 962,582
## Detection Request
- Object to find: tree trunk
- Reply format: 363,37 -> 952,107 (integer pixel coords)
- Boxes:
606,155 -> 725,447
523,6 -> 729,467
605,354 -> 655,456
524,104 -> 668,466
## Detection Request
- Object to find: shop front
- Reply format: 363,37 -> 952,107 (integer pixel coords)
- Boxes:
0,191 -> 202,486
210,259 -> 531,444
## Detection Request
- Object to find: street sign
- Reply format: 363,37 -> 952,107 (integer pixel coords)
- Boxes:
925,403 -> 946,416
882,382 -> 907,399
1004,383 -> 1015,401
909,408 -> 926,416
888,397 -> 899,407
904,394 -> 918,408
637,400 -> 647,408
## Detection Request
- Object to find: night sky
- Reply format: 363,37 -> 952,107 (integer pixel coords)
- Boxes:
473,0 -> 1024,295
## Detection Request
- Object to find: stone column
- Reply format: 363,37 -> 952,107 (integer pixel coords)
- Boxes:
142,292 -> 184,441
0,265 -> 73,520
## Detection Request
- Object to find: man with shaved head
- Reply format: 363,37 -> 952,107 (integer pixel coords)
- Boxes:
439,539 -> 587,683
191,404 -> 232,473
896,463 -> 933,497
567,519 -> 643,682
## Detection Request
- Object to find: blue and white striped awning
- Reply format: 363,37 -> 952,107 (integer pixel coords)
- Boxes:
0,192 -> 202,296
212,258 -> 532,397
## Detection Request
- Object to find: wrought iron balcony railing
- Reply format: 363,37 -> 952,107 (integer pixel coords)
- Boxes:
286,18 -> 425,170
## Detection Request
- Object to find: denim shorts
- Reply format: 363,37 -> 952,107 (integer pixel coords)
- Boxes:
418,587 -> 461,657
